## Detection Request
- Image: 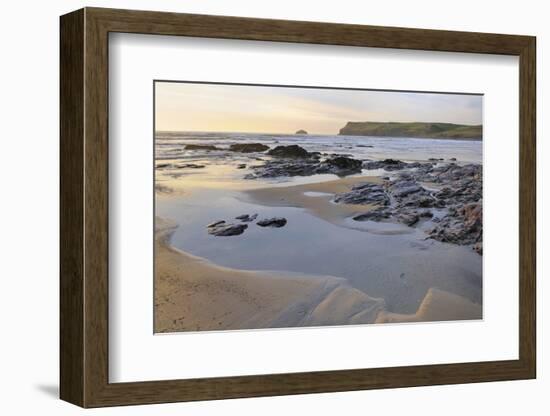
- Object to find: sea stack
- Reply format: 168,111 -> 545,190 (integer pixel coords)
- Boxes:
295,129 -> 308,135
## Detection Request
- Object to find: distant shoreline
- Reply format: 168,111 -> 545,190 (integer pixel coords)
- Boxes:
338,121 -> 482,140
155,130 -> 482,141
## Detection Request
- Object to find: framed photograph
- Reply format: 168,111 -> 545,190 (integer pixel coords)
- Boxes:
60,7 -> 536,408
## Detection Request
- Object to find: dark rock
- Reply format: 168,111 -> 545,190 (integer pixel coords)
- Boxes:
428,202 -> 482,246
208,223 -> 248,236
237,164 -> 247,169
229,143 -> 269,153
353,208 -> 392,222
363,158 -> 408,171
176,163 -> 205,169
389,180 -> 423,198
246,155 -> 362,179
417,196 -> 435,208
357,144 -> 374,148
398,212 -> 420,226
449,157 -> 457,161
245,159 -> 321,178
267,145 -> 310,158
333,183 -> 389,206
235,213 -> 258,222
325,156 -> 362,171
156,163 -> 172,169
207,220 -> 225,228
257,217 -> 287,227
185,144 -> 219,151
295,129 -> 308,135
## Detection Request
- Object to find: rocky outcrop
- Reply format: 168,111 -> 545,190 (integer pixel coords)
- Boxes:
267,145 -> 311,158
295,129 -> 308,135
333,183 -> 389,205
428,202 -> 482,246
326,156 -> 362,171
334,162 -> 483,253
229,143 -> 269,153
245,155 -> 363,179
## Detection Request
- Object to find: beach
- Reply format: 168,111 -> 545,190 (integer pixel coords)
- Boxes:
155,217 -> 480,333
154,132 -> 483,332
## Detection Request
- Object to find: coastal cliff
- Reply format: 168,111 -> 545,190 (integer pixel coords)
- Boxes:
339,122 -> 482,140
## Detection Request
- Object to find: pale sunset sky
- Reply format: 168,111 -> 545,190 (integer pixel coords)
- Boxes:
155,82 -> 482,135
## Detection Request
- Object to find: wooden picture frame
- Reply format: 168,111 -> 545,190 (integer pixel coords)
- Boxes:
60,7 -> 536,408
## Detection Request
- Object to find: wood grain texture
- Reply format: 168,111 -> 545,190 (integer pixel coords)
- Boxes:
59,8 -> 84,406
59,7 -> 537,408
518,38 -> 536,375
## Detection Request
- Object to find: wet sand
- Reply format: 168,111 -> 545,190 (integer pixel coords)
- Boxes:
376,288 -> 482,323
154,218 -> 386,333
242,175 -> 382,225
155,215 -> 481,333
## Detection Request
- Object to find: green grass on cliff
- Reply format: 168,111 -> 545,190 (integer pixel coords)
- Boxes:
339,122 -> 482,140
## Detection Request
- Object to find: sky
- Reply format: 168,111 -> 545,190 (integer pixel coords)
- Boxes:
155,82 -> 483,135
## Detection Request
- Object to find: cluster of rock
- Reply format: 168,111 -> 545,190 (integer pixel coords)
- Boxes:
207,214 -> 287,236
428,202 -> 482,254
345,178 -> 436,227
156,162 -> 205,170
246,145 -> 363,178
185,142 -> 270,153
333,162 -> 482,254
182,142 -> 365,177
